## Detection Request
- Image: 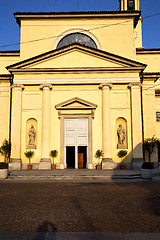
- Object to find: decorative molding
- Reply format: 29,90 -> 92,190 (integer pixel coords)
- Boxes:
55,97 -> 97,119
55,97 -> 97,110
99,83 -> 113,89
128,82 -> 142,88
39,84 -> 52,90
11,84 -> 24,90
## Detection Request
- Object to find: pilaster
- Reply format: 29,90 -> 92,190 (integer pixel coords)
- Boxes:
39,84 -> 52,169
129,82 -> 143,168
9,84 -> 24,170
100,83 -> 113,165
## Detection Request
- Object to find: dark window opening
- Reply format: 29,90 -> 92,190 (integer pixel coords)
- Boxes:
127,0 -> 135,11
57,33 -> 97,49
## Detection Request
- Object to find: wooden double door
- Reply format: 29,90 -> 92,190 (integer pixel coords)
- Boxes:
64,118 -> 88,169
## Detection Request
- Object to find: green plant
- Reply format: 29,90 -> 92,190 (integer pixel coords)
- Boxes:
95,149 -> 104,164
117,150 -> 127,162
24,150 -> 34,165
50,150 -> 58,164
0,162 -> 8,169
144,136 -> 160,163
0,139 -> 11,163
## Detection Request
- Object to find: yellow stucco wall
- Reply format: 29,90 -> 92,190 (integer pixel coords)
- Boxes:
0,81 -> 10,161
20,17 -> 136,60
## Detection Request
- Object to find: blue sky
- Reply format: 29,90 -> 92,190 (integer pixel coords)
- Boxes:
0,0 -> 160,50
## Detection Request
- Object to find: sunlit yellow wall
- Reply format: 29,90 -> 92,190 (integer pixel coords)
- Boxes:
110,84 -> 132,163
0,56 -> 20,74
20,17 -> 136,60
0,81 -> 10,161
136,52 -> 160,72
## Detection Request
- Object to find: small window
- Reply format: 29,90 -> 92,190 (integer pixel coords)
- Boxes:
57,33 -> 97,49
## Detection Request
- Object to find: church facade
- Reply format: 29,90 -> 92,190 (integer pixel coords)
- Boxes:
0,0 -> 160,170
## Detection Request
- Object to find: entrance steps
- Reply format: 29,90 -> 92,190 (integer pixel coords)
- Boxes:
8,169 -> 142,180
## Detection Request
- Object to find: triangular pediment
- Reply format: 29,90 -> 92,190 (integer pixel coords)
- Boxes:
6,43 -> 146,73
55,97 -> 97,110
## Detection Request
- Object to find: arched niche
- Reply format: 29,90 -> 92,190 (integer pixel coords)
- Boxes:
116,117 -> 128,149
26,118 -> 37,149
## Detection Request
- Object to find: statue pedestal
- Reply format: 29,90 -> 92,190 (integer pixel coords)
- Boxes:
27,144 -> 36,149
117,143 -> 126,149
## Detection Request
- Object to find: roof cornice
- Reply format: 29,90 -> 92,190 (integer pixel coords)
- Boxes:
0,51 -> 20,57
136,48 -> 160,54
14,11 -> 141,27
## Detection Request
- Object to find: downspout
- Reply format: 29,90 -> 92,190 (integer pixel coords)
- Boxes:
140,71 -> 145,162
9,74 -> 13,161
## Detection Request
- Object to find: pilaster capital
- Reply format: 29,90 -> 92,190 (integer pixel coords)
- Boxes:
99,83 -> 113,89
128,82 -> 142,88
40,84 -> 52,90
11,84 -> 24,90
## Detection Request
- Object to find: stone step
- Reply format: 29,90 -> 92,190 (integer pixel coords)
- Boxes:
8,174 -> 141,180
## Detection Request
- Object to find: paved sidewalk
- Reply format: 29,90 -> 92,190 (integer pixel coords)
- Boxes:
7,166 -> 160,180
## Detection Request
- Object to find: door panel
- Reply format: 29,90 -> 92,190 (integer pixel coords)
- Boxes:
64,118 -> 88,168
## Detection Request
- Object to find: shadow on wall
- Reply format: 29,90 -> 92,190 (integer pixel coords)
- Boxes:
34,221 -> 57,240
112,141 -> 159,170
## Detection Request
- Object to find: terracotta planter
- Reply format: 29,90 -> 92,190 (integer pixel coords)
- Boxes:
120,164 -> 126,170
27,164 -> 32,170
51,164 -> 56,169
96,164 -> 101,170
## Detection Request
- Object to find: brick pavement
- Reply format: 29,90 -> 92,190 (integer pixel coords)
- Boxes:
0,181 -> 160,233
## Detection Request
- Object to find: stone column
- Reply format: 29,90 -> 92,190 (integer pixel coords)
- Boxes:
9,84 -> 24,170
39,84 -> 52,169
129,83 -> 143,169
100,83 -> 115,169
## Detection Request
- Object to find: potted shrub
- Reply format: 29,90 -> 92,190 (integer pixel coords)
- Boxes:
50,150 -> 58,169
0,162 -> 8,179
117,150 -> 127,169
95,150 -> 103,169
0,139 -> 11,163
24,150 -> 34,170
141,136 -> 159,179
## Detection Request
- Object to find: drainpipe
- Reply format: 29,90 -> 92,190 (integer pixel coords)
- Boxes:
9,74 -> 13,161
140,71 -> 145,162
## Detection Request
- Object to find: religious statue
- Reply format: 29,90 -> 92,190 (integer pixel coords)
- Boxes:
117,124 -> 125,145
28,125 -> 36,148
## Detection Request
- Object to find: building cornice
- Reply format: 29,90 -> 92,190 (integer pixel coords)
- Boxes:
14,11 -> 141,27
0,51 -> 20,57
136,48 -> 160,54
